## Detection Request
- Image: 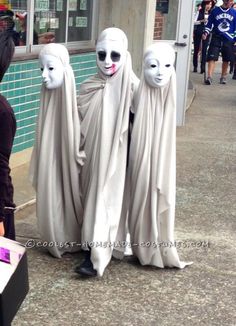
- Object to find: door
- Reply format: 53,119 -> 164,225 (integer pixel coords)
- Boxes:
155,0 -> 195,126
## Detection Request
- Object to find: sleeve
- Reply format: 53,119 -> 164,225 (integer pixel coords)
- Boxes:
204,10 -> 214,35
0,110 -> 15,219
234,12 -> 236,42
194,12 -> 201,25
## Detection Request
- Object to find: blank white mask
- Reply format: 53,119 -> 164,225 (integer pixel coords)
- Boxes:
39,54 -> 64,89
144,43 -> 175,88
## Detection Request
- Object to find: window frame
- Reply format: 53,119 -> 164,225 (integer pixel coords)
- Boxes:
13,0 -> 98,58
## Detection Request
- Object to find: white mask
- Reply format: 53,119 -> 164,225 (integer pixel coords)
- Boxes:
96,28 -> 127,76
96,40 -> 126,76
39,54 -> 64,89
144,43 -> 175,88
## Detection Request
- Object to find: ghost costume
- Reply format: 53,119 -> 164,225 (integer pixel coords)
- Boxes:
129,43 -> 191,268
78,28 -> 138,276
30,44 -> 84,258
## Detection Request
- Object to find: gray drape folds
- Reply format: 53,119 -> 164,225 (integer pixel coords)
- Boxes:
30,45 -> 84,258
78,52 -> 138,276
129,72 -> 191,268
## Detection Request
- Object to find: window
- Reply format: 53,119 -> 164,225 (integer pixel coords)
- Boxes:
34,0 -> 67,44
156,0 -> 169,14
67,0 -> 93,42
1,0 -> 96,52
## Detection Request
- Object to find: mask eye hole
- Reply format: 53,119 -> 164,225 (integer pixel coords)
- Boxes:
40,68 -> 43,71
111,51 -> 121,62
150,64 -> 157,68
49,67 -> 54,71
98,51 -> 106,61
165,64 -> 171,67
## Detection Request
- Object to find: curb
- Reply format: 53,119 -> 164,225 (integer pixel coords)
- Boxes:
186,79 -> 196,111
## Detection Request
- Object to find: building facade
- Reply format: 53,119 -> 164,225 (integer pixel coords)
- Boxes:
0,0 -> 195,166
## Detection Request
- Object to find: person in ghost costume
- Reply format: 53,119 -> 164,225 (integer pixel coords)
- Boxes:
76,27 -> 139,277
30,43 -> 84,258
128,43 -> 192,269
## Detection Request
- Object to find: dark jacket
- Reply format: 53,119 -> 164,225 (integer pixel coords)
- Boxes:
0,94 -> 16,222
194,9 -> 206,35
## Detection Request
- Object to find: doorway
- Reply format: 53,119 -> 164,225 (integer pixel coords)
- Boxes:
154,0 -> 196,126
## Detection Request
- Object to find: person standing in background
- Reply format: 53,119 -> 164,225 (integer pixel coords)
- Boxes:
230,1 -> 236,77
193,0 -> 214,73
0,7 -> 20,46
16,12 -> 38,45
0,32 -> 16,239
203,0 -> 236,84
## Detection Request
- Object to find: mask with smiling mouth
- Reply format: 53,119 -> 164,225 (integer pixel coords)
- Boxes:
96,27 -> 128,76
144,43 -> 175,88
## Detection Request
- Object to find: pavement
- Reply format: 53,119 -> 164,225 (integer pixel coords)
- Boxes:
8,63 -> 236,325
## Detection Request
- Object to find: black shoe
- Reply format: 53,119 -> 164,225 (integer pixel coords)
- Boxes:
193,67 -> 197,73
74,251 -> 97,277
232,74 -> 236,80
200,68 -> 205,74
205,77 -> 212,85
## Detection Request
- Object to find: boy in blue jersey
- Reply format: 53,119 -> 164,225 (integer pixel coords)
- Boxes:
202,0 -> 236,84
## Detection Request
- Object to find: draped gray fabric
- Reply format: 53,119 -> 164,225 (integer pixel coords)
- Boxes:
129,68 -> 191,268
30,44 -> 84,258
78,52 -> 138,276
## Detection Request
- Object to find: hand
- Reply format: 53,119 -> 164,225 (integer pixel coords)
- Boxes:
38,32 -> 56,44
202,33 -> 207,41
0,221 -> 5,237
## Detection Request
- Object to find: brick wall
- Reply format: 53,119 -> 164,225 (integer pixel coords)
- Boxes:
154,10 -> 164,40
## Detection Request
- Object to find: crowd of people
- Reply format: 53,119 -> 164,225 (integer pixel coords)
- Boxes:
193,0 -> 236,84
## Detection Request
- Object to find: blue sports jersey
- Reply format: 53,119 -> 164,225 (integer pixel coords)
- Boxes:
204,6 -> 236,41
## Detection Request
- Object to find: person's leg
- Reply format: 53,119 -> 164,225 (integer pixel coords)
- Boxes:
232,62 -> 236,79
220,40 -> 234,84
221,61 -> 229,78
232,45 -> 236,79
3,211 -> 15,240
205,60 -> 216,84
201,36 -> 210,74
207,60 -> 216,77
205,35 -> 220,84
229,60 -> 234,74
219,61 -> 229,84
193,33 -> 201,72
74,248 -> 97,277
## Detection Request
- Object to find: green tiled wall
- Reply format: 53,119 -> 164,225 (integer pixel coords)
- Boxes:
0,52 -> 97,153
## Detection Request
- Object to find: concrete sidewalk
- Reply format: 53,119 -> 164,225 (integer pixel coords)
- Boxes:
10,66 -> 236,325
